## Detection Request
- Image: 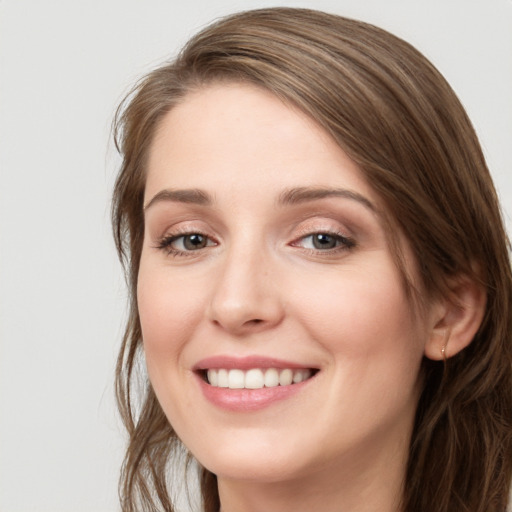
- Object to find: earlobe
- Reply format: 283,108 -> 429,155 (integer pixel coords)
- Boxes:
424,276 -> 486,361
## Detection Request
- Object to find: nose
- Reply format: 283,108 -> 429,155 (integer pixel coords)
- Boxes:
207,244 -> 285,336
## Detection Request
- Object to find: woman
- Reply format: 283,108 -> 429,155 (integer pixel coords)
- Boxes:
112,8 -> 512,512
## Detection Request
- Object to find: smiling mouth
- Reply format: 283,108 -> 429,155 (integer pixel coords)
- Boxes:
202,368 -> 318,390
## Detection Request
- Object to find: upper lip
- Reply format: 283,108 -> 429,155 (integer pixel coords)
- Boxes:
193,355 -> 318,371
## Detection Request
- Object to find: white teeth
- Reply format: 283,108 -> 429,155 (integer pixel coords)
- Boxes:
293,371 -> 304,384
293,369 -> 312,383
228,369 -> 245,389
205,368 -> 314,389
217,369 -> 229,388
245,369 -> 264,389
264,368 -> 279,387
279,369 -> 293,386
207,369 -> 218,387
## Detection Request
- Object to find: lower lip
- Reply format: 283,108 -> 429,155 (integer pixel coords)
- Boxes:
196,373 -> 313,412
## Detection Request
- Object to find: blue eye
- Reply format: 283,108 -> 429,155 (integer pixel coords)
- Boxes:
296,232 -> 355,251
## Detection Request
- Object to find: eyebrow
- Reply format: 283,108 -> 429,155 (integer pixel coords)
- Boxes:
144,186 -> 375,212
144,188 -> 212,210
277,187 -> 376,211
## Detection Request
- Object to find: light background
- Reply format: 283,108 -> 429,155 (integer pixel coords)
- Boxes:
0,1 -> 511,511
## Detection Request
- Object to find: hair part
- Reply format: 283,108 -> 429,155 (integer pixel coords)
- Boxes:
112,8 -> 512,512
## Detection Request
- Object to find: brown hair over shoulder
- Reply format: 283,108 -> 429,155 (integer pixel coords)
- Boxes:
112,8 -> 512,512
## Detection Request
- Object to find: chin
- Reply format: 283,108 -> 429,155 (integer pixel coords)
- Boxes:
202,454 -> 307,484
189,433 -> 313,484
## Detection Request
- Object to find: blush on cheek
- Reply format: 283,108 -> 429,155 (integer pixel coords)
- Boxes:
138,271 -> 205,365
298,271 -> 413,354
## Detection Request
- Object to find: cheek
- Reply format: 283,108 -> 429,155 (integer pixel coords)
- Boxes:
291,264 -> 426,439
292,262 -> 424,363
136,260 -> 208,428
137,259 -> 204,366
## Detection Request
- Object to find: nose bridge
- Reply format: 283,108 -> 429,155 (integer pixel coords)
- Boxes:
208,231 -> 283,334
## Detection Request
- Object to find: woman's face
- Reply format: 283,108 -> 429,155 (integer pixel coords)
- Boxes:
138,83 -> 433,484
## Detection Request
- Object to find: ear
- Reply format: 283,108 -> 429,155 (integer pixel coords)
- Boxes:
424,275 -> 486,361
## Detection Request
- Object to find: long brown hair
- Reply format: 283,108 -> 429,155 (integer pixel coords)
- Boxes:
112,8 -> 512,511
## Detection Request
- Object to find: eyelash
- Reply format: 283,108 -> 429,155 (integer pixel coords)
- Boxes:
155,231 -> 216,257
291,231 -> 356,254
155,229 -> 356,258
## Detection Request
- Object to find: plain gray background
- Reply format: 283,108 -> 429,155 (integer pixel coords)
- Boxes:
1,1 -> 511,511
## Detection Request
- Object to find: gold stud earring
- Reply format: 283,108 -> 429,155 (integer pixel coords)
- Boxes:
440,328 -> 451,361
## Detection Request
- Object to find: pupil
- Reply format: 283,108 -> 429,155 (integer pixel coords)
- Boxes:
313,233 -> 336,250
184,234 -> 206,250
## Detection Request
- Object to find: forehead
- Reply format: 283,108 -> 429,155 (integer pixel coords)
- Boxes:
145,83 -> 376,205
